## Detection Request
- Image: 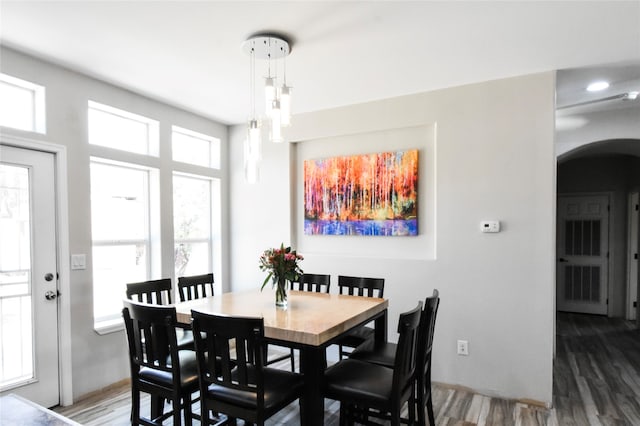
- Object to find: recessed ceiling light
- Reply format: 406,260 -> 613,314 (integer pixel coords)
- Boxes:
586,81 -> 610,92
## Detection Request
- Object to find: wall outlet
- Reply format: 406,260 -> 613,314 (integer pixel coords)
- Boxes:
480,220 -> 500,233
457,340 -> 469,356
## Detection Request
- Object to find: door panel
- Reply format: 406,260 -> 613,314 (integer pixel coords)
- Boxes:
557,194 -> 609,315
0,145 -> 59,407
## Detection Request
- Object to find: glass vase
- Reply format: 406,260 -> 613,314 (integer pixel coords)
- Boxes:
275,276 -> 288,308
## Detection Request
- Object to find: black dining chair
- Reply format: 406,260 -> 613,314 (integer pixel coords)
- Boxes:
126,278 -> 174,304
191,310 -> 305,426
266,273 -> 332,372
324,302 -> 423,426
126,278 -> 194,350
290,273 -> 331,293
334,275 -> 385,359
349,289 -> 440,426
177,273 -> 215,302
122,299 -> 200,426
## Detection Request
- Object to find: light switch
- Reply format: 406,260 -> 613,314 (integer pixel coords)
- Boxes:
71,254 -> 86,270
480,221 -> 501,233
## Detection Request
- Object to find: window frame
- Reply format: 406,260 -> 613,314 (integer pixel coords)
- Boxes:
0,73 -> 46,133
172,172 -> 215,279
171,125 -> 221,169
88,100 -> 159,156
89,158 -> 155,333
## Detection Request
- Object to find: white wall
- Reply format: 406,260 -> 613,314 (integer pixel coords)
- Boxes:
556,107 -> 640,157
230,73 -> 557,404
0,47 -> 228,400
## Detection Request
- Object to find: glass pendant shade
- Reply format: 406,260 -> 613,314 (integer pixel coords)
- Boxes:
244,119 -> 261,183
265,77 -> 275,116
270,99 -> 283,143
280,85 -> 291,127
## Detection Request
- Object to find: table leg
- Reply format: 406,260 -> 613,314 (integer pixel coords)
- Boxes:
374,309 -> 388,344
299,345 -> 326,426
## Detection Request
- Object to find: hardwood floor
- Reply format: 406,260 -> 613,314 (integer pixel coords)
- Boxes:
553,313 -> 640,426
54,312 -> 640,425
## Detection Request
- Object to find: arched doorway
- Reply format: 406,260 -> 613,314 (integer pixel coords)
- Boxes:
557,138 -> 640,324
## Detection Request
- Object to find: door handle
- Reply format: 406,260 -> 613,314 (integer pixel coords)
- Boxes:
45,290 -> 57,300
558,258 -> 569,263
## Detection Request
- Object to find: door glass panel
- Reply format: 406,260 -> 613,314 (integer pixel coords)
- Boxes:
564,265 -> 600,303
565,220 -> 601,256
0,164 -> 34,389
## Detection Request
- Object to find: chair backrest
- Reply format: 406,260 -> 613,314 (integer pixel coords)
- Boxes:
191,311 -> 266,406
418,289 -> 440,380
391,302 -> 423,405
122,299 -> 181,383
126,278 -> 173,304
290,273 -> 331,293
177,273 -> 215,302
338,275 -> 385,298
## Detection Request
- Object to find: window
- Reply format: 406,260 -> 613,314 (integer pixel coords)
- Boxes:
87,101 -> 222,332
0,73 -> 45,133
90,159 -> 155,328
88,101 -> 159,156
173,174 -> 214,277
172,126 -> 220,169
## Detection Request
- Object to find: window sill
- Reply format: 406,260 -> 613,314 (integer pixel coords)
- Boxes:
94,318 -> 124,335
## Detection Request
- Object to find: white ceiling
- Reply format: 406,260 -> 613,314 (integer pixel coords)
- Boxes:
1,1 -> 639,125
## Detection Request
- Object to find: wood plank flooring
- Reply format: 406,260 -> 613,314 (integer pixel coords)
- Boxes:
53,312 -> 640,425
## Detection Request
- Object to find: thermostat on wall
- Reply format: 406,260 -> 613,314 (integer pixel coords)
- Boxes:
480,221 -> 500,233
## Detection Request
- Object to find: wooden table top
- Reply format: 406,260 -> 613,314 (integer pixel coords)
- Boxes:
174,289 -> 388,346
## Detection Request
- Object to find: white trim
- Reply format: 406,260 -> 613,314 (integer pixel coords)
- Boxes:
0,135 -> 73,406
627,192 -> 638,321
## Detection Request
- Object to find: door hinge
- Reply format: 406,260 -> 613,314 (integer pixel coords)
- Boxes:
635,204 -> 639,211
607,204 -> 610,211
607,252 -> 610,259
634,301 -> 637,308
606,298 -> 609,305
635,253 -> 638,260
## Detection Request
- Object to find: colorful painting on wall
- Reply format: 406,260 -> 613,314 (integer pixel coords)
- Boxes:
304,149 -> 418,236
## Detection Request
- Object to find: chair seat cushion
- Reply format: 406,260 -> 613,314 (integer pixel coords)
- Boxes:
324,359 -> 393,408
139,350 -> 199,388
349,341 -> 396,368
336,325 -> 375,348
207,366 -> 304,410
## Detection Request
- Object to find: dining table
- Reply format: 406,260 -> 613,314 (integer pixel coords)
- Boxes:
174,288 -> 388,426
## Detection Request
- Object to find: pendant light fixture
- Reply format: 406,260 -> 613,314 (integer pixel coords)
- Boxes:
244,38 -> 261,183
242,33 -> 292,181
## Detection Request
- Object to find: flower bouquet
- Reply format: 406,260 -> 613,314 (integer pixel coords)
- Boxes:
259,243 -> 304,307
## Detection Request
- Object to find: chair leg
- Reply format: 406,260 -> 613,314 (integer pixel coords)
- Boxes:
131,388 -> 140,425
289,348 -> 295,372
183,394 -> 193,426
408,393 -> 416,425
416,377 -> 426,426
150,395 -> 164,422
391,410 -> 401,426
338,403 -> 348,426
426,394 -> 435,426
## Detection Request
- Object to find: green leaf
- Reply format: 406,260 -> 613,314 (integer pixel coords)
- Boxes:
261,272 -> 273,291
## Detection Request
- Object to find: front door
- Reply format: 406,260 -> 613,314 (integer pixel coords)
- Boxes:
0,145 -> 60,407
557,194 -> 609,315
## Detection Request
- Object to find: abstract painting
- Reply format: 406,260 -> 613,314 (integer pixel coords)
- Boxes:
304,149 -> 418,236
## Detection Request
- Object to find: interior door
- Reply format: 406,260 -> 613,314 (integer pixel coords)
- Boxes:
557,194 -> 609,315
0,145 -> 60,407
